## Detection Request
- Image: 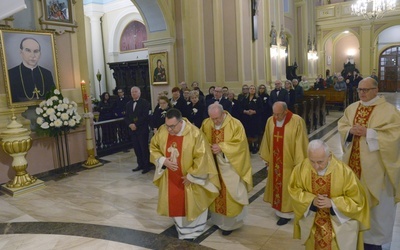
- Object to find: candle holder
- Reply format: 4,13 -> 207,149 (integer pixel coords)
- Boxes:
80,81 -> 102,169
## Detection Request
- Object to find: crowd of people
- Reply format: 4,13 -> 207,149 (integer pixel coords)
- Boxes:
102,74 -> 398,249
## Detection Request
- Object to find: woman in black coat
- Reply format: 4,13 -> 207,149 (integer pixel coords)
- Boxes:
257,84 -> 272,134
187,90 -> 205,128
151,95 -> 171,133
240,85 -> 262,154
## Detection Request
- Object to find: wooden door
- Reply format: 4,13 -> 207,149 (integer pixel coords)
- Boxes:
108,60 -> 152,108
379,46 -> 400,92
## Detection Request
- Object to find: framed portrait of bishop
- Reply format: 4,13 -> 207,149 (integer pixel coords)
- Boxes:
0,29 -> 60,108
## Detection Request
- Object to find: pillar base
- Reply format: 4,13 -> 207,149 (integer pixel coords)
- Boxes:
82,155 -> 103,169
1,179 -> 45,197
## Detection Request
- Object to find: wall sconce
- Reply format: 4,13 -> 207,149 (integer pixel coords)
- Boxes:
279,48 -> 287,57
347,49 -> 356,64
347,55 -> 354,64
308,51 -> 318,60
270,46 -> 278,58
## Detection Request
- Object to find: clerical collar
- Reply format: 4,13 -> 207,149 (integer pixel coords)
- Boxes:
360,96 -> 380,106
22,62 -> 38,70
317,160 -> 330,176
214,113 -> 227,130
276,117 -> 286,127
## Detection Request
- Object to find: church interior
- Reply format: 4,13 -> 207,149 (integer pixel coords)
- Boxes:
0,0 -> 399,249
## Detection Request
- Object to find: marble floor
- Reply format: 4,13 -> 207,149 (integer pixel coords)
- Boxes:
0,93 -> 399,250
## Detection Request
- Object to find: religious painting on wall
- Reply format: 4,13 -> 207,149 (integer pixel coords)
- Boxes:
120,21 -> 148,52
39,0 -> 77,33
42,0 -> 73,24
0,29 -> 60,108
149,52 -> 168,85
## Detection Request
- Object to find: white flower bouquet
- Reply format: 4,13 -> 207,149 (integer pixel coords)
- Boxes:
35,87 -> 82,137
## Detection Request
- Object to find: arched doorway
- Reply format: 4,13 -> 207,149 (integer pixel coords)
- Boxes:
379,46 -> 400,92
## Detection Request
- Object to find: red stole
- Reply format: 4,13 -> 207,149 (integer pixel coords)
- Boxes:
166,134 -> 185,217
311,172 -> 333,250
212,128 -> 227,215
348,104 -> 375,179
271,111 -> 293,211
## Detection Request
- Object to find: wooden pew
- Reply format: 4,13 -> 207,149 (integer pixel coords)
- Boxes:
294,98 -> 313,133
303,96 -> 319,131
318,95 -> 326,125
304,86 -> 346,113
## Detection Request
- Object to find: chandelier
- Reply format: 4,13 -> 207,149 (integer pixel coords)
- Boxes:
351,0 -> 396,20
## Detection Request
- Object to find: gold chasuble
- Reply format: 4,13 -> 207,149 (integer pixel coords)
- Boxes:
348,104 -> 375,179
150,119 -> 220,221
338,97 -> 400,206
311,172 -> 333,250
289,156 -> 370,250
201,112 -> 253,217
260,111 -> 308,213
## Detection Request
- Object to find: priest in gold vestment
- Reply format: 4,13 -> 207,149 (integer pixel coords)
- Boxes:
150,108 -> 220,240
201,103 -> 253,235
259,101 -> 309,225
289,139 -> 370,250
338,77 -> 400,249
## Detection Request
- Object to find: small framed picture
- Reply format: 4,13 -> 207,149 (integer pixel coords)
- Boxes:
0,29 -> 60,108
149,52 -> 168,85
42,0 -> 74,25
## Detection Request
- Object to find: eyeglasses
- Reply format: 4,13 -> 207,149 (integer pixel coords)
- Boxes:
165,120 -> 181,130
356,88 -> 377,93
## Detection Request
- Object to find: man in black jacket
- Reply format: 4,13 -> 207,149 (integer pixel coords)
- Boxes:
125,86 -> 151,174
205,86 -> 232,115
269,80 -> 289,106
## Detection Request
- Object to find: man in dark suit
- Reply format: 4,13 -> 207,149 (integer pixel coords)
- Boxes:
206,86 -> 232,114
269,80 -> 289,106
125,86 -> 151,174
114,88 -> 130,118
8,37 -> 55,103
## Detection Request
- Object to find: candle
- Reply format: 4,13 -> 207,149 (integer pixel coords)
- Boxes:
80,80 -> 89,113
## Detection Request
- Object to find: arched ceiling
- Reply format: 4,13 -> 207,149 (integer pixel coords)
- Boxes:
133,0 -> 166,33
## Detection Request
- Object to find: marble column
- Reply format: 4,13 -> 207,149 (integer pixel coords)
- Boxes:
86,11 -> 106,99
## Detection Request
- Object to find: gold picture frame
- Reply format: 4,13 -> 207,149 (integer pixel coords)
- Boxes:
41,0 -> 75,25
150,52 -> 168,85
39,0 -> 77,33
0,29 -> 60,108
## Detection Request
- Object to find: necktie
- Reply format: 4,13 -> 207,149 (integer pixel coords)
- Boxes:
133,100 -> 137,112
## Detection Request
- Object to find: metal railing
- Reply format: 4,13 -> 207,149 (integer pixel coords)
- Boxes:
94,118 -> 132,157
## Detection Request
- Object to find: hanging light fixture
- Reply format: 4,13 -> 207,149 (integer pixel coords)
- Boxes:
351,0 -> 396,20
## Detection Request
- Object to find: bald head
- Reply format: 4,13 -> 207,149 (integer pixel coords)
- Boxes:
208,103 -> 225,126
272,101 -> 288,122
358,77 -> 378,102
